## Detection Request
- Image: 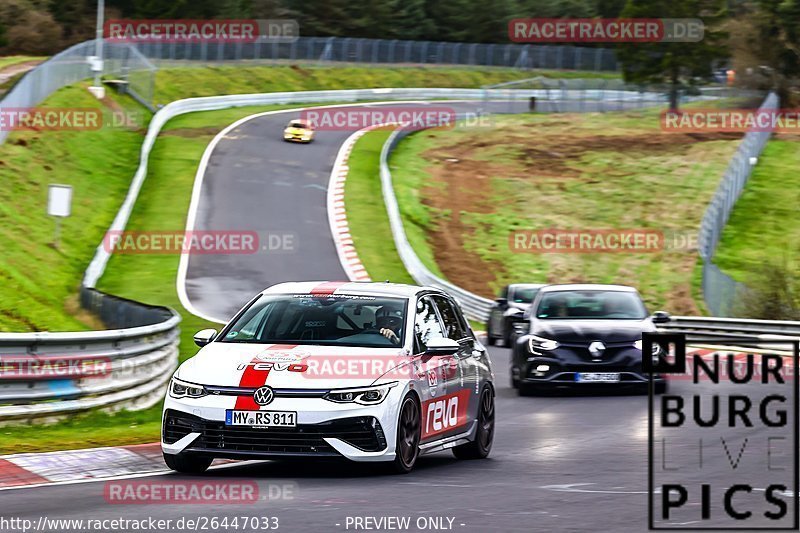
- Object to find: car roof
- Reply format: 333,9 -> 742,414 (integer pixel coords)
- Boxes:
260,281 -> 440,299
538,283 -> 639,293
288,119 -> 311,125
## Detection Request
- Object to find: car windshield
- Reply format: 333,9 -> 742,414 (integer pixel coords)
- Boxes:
535,290 -> 647,320
219,293 -> 407,347
288,121 -> 307,128
510,286 -> 539,303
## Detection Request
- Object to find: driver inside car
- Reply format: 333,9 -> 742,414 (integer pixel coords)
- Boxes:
375,304 -> 404,345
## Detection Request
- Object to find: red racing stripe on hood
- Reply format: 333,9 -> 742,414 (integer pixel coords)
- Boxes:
309,281 -> 349,296
234,344 -> 297,410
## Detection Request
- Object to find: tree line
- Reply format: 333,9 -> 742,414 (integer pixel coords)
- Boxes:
1,0 -> 798,99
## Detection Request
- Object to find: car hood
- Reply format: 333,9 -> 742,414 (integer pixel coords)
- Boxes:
175,342 -> 412,389
284,127 -> 310,135
532,319 -> 655,344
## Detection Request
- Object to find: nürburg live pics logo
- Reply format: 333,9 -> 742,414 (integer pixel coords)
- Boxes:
646,333 -> 799,530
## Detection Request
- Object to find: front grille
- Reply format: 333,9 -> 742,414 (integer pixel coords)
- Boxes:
163,410 -> 386,455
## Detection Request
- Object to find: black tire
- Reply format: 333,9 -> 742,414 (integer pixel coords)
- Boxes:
485,325 -> 496,346
391,394 -> 421,474
453,386 -> 494,460
502,327 -> 512,347
163,452 -> 212,474
510,367 -> 520,389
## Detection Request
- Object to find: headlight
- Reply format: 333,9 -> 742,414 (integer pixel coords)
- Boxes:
528,335 -> 559,352
169,377 -> 207,399
323,382 -> 397,405
634,340 -> 661,355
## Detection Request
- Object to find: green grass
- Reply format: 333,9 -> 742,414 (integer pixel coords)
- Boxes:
99,105 -> 307,363
0,85 -> 148,331
153,65 -> 619,103
344,130 -> 415,285
377,111 -> 742,315
0,405 -> 162,455
713,139 -> 800,281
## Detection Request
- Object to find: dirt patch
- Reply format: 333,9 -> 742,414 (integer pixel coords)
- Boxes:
417,140 -> 504,297
417,129 -> 739,300
487,131 -> 740,179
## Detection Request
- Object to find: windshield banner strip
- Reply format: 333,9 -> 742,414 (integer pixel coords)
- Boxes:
309,281 -> 349,296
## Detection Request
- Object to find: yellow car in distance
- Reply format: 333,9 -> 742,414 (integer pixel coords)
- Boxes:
283,119 -> 315,143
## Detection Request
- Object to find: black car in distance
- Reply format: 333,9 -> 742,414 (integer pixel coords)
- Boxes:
510,284 -> 670,395
486,283 -> 544,346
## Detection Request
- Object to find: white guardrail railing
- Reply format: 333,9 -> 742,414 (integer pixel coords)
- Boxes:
9,87 -> 660,423
82,87 -> 678,288
0,289 -> 180,422
378,122 -> 800,343
3,87 -> 789,422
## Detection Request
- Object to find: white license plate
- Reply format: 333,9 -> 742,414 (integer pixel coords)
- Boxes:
225,410 -> 297,427
575,372 -> 620,383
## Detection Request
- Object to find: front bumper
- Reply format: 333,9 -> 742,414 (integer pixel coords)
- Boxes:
283,134 -> 312,143
517,356 -> 665,388
161,389 -> 402,462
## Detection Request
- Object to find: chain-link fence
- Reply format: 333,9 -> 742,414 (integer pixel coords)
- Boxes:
697,92 -> 778,316
480,77 -> 754,113
133,36 -> 619,71
0,40 -> 156,145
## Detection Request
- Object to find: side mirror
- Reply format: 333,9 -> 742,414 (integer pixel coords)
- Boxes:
425,337 -> 460,356
495,297 -> 508,307
651,311 -> 671,324
193,328 -> 218,347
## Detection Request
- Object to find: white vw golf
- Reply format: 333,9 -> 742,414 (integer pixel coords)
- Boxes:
162,281 -> 495,474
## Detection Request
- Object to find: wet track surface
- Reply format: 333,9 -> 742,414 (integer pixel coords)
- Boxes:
5,346 -> 790,532
181,98 -> 629,321
4,98 -> 789,532
3,345 -> 659,533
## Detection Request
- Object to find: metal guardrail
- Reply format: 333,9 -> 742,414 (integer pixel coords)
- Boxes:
0,288 -> 180,422
84,86 -> 680,289
660,316 -> 800,342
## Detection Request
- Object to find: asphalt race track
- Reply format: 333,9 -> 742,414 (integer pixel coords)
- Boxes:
182,98 -> 625,321
0,346 -> 672,532
182,100 -> 525,321
4,345 -> 791,532
3,98 -> 786,532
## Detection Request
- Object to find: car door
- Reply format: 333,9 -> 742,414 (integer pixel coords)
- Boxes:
429,294 -> 480,438
413,295 -> 463,443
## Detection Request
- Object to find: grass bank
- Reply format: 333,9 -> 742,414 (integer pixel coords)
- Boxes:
713,136 -> 800,281
346,110 -> 743,315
